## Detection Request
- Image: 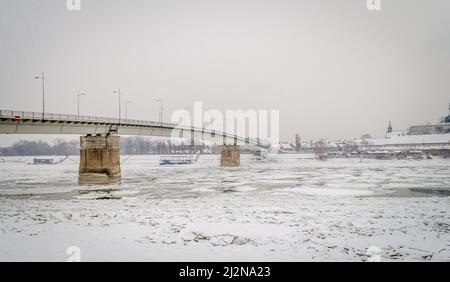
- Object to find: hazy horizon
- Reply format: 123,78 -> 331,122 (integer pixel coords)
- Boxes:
1,0 -> 449,146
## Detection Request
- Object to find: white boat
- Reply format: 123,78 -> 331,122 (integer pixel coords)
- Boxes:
159,155 -> 194,165
30,155 -> 68,165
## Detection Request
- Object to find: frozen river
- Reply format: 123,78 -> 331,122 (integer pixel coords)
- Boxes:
0,154 -> 449,261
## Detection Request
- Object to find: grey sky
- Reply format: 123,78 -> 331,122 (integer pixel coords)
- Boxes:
0,0 -> 449,146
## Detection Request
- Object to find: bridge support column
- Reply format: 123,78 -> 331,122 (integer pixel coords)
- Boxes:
220,145 -> 240,167
79,135 -> 121,184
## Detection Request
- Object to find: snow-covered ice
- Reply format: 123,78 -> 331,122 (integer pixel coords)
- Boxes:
0,155 -> 449,261
279,187 -> 374,196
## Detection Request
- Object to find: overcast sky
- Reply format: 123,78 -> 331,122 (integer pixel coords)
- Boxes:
0,0 -> 449,145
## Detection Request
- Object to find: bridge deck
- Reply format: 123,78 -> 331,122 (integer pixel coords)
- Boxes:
0,110 -> 270,149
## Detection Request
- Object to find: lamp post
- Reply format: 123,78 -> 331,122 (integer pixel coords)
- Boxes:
77,91 -> 86,118
113,89 -> 121,123
156,97 -> 163,125
34,72 -> 45,119
125,100 -> 132,121
186,105 -> 195,154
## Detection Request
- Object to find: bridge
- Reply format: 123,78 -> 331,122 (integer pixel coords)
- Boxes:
0,110 -> 271,184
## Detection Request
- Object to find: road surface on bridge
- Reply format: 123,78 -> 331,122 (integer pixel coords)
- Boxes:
0,110 -> 270,149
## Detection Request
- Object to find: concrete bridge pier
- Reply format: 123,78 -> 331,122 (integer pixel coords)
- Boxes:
220,145 -> 240,167
79,134 -> 121,184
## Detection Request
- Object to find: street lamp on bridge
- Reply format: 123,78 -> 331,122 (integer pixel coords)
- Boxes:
113,89 -> 121,123
156,97 -> 163,125
34,72 -> 45,119
77,91 -> 86,118
125,100 -> 132,121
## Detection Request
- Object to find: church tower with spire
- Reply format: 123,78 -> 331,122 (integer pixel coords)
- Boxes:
387,121 -> 392,133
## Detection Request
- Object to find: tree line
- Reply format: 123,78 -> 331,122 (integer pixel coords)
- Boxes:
0,137 -> 219,156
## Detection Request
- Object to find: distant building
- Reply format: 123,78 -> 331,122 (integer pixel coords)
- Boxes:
279,142 -> 296,153
368,103 -> 450,146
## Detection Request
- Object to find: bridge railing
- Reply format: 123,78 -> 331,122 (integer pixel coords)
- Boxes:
0,110 -> 175,127
0,110 -> 271,148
